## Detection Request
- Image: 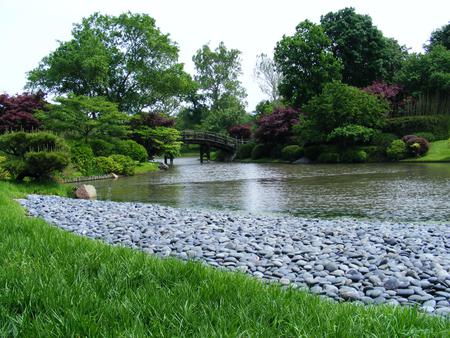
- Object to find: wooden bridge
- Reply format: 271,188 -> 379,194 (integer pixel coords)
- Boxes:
180,130 -> 246,163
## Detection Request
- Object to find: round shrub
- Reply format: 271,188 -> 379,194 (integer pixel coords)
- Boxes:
236,143 -> 255,159
109,155 -> 136,176
115,140 -> 148,163
341,149 -> 368,163
413,132 -> 437,142
372,132 -> 398,149
386,139 -> 407,161
401,135 -> 429,156
281,145 -> 304,162
95,156 -> 121,175
251,144 -> 268,160
317,152 -> 340,163
89,139 -> 116,157
70,144 -> 96,176
22,151 -> 70,179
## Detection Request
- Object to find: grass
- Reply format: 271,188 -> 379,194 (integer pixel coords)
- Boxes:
134,162 -> 159,175
403,140 -> 450,162
1,181 -> 449,337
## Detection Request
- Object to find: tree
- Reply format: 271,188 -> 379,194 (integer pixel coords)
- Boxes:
145,127 -> 182,158
0,92 -> 46,133
274,20 -> 342,108
320,7 -> 407,87
37,95 -> 129,142
27,12 -> 194,113
425,23 -> 450,51
253,53 -> 283,101
255,107 -> 300,145
193,42 -> 247,112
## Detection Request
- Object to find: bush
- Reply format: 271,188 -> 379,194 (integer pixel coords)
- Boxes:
357,146 -> 385,162
304,145 -> 327,161
115,140 -> 148,163
236,143 -> 255,159
317,152 -> 340,163
281,145 -> 304,162
386,139 -> 407,161
0,156 -> 10,180
0,131 -> 69,180
401,135 -> 429,156
384,115 -> 450,140
70,144 -> 96,176
251,144 -> 268,160
413,132 -> 437,142
340,149 -> 368,163
96,157 -> 121,175
96,155 -> 135,176
269,144 -> 284,159
89,139 -> 116,157
371,132 -> 398,149
228,124 -> 252,140
327,124 -> 375,145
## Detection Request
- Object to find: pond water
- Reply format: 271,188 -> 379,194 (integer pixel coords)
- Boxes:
91,158 -> 450,223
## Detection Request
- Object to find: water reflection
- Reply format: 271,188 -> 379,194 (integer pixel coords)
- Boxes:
90,158 -> 450,223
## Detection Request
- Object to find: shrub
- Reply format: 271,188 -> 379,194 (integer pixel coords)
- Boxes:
327,124 -> 375,145
304,145 -> 327,161
89,139 -> 116,157
70,144 -> 96,176
401,135 -> 429,156
255,107 -> 300,145
0,131 -> 69,180
96,157 -> 121,175
281,145 -> 304,162
372,132 -> 398,149
236,143 -> 255,159
386,139 -> 407,161
228,124 -> 252,140
317,152 -> 340,163
340,149 -> 368,163
269,144 -> 284,159
251,144 -> 268,160
109,155 -> 136,176
0,156 -> 10,180
413,132 -> 437,142
384,115 -> 450,140
115,140 -> 148,163
357,146 -> 385,162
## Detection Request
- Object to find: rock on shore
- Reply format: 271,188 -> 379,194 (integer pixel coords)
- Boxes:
18,195 -> 450,316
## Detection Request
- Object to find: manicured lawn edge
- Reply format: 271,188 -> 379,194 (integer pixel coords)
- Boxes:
402,140 -> 450,163
0,181 -> 449,336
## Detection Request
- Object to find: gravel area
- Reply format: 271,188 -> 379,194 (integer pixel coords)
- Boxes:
18,195 -> 450,316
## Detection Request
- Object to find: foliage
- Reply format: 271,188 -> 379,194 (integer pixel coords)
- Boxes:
281,145 -> 304,162
236,143 -> 255,159
362,81 -> 405,114
386,139 -> 407,161
320,7 -> 407,87
0,156 -> 10,180
95,156 -> 121,175
115,140 -> 148,163
143,127 -> 182,158
384,115 -> 450,140
303,145 -> 327,161
228,124 -> 252,140
255,107 -> 300,145
0,92 -> 45,133
201,105 -> 250,134
357,146 -> 386,162
129,112 -> 175,130
302,82 -> 389,139
425,23 -> 450,51
254,100 -> 283,116
402,135 -> 429,156
70,144 -> 97,176
37,95 -> 129,142
340,149 -> 368,163
413,132 -> 437,142
317,152 -> 340,163
253,53 -> 282,101
274,20 -> 342,107
371,132 -> 398,149
395,45 -> 450,96
327,124 -> 375,145
89,139 -> 116,157
404,140 -> 450,162
96,155 -> 135,176
251,144 -> 268,160
27,12 -> 193,113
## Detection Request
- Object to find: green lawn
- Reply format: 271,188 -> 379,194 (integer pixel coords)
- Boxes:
134,161 -> 159,175
404,140 -> 450,162
0,181 -> 449,337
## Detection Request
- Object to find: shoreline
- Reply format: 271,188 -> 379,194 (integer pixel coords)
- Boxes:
18,194 -> 450,316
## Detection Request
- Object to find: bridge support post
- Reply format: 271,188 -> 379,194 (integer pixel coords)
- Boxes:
199,144 -> 210,163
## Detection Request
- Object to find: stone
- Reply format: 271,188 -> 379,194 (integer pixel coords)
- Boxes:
158,162 -> 169,170
396,288 -> 414,297
74,185 -> 97,199
339,286 -> 360,300
324,261 -> 338,272
384,277 -> 399,290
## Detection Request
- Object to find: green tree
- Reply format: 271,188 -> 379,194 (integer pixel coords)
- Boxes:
37,95 -> 129,143
145,127 -> 182,158
27,12 -> 193,114
274,20 -> 342,108
425,23 -> 450,51
320,7 -> 407,87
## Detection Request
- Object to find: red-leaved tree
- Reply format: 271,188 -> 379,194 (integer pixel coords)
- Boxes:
228,124 -> 252,139
0,92 -> 46,133
363,81 -> 406,115
255,107 -> 300,145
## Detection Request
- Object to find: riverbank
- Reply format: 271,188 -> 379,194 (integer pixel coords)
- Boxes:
18,194 -> 450,316
402,140 -> 450,163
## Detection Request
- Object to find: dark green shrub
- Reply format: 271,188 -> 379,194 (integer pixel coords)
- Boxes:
340,149 -> 368,163
236,143 -> 255,159
372,132 -> 398,148
402,135 -> 429,156
413,132 -> 437,142
89,139 -> 116,157
281,145 -> 304,162
22,152 -> 70,179
269,144 -> 284,159
386,139 -> 407,161
70,144 -> 96,176
327,124 -> 375,145
384,115 -> 450,140
357,146 -> 385,162
109,155 -> 136,176
304,145 -> 327,161
0,156 -> 10,180
317,152 -> 340,163
251,144 -> 268,160
115,140 -> 148,163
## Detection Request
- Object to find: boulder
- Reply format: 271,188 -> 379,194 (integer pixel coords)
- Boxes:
158,162 -> 169,170
75,184 -> 97,199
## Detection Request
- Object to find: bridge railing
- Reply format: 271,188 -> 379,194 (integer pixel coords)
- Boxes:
181,130 -> 250,148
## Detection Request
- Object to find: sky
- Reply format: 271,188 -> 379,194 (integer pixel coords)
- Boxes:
0,0 -> 449,111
